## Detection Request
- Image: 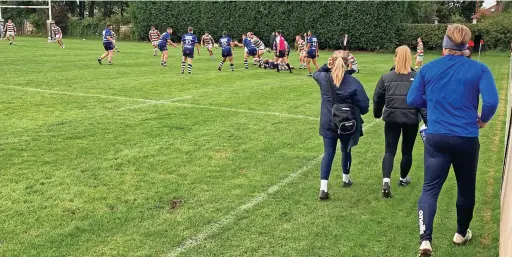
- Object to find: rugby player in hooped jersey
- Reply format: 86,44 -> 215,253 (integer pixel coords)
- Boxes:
248,32 -> 265,66
296,35 -> 307,69
4,19 -> 16,45
51,24 -> 64,49
98,24 -> 114,65
181,27 -> 200,74
149,26 -> 161,56
157,27 -> 177,67
217,31 -> 235,72
201,32 -> 215,60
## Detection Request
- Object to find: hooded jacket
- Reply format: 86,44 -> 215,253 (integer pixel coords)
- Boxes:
313,65 -> 369,149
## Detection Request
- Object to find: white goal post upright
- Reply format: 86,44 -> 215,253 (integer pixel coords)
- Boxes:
0,0 -> 53,42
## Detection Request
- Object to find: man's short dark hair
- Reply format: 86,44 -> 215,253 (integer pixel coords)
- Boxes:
276,30 -> 282,35
106,23 -> 112,28
222,31 -> 227,36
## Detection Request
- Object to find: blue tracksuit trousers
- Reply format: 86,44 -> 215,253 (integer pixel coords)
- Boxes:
418,134 -> 480,242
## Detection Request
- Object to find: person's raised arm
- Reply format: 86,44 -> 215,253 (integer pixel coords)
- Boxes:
407,70 -> 427,108
478,65 -> 499,125
373,76 -> 386,119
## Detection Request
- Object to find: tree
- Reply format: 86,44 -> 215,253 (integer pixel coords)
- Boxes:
88,1 -> 95,18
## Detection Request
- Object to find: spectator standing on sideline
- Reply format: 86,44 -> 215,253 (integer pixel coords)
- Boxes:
267,31 -> 276,53
373,45 -> 427,199
407,24 -> 499,257
313,50 -> 369,200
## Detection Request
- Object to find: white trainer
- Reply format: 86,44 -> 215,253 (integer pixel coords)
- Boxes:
418,241 -> 432,257
453,229 -> 472,245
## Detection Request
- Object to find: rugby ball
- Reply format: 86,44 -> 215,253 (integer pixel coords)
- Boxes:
214,43 -> 219,48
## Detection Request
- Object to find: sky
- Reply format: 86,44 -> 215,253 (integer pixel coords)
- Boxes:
483,0 -> 497,8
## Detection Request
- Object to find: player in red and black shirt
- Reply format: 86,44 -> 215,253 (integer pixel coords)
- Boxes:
273,30 -> 292,73
149,26 -> 161,56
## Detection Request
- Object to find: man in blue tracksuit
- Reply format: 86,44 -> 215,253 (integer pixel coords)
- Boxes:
407,24 -> 499,257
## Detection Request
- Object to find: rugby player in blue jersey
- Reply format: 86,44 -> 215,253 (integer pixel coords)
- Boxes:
235,34 -> 258,69
157,27 -> 177,67
181,27 -> 200,74
306,31 -> 320,76
217,31 -> 235,72
98,24 -> 114,65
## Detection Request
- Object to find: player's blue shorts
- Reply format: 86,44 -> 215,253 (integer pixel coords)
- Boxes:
158,44 -> 168,52
103,42 -> 114,51
222,49 -> 233,58
247,48 -> 258,57
307,50 -> 317,59
183,48 -> 194,59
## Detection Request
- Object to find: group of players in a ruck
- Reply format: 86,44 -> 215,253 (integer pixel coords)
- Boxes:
98,24 -> 360,75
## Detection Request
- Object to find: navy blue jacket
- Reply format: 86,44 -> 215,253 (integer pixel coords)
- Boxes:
314,65 -> 370,146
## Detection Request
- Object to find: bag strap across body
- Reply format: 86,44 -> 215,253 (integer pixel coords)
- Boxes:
328,82 -> 341,106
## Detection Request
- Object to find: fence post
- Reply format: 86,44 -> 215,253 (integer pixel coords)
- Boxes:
500,42 -> 512,257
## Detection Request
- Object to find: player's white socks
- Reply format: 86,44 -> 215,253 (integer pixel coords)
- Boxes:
320,180 -> 328,192
154,49 -> 157,55
383,178 -> 391,185
343,174 -> 351,183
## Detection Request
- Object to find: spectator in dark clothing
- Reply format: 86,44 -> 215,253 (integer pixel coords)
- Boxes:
267,32 -> 276,53
373,45 -> 427,199
407,24 -> 499,257
313,50 -> 370,200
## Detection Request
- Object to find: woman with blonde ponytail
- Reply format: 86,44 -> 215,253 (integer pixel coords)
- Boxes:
313,50 -> 369,200
374,45 -> 427,199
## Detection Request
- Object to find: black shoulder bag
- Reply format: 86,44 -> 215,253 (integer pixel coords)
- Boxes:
328,83 -> 357,135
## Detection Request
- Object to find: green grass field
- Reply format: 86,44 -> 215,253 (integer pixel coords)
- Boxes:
0,37 -> 509,256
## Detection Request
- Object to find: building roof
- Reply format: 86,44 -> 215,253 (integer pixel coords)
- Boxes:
471,3 -> 505,20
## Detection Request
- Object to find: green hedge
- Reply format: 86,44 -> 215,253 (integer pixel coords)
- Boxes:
474,11 -> 512,51
67,16 -> 131,39
397,12 -> 512,51
396,24 -> 448,51
130,1 -> 407,51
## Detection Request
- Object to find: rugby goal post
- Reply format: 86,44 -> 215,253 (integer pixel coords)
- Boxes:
0,0 -> 54,42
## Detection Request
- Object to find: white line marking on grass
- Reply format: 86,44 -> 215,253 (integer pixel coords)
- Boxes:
2,85 -> 156,103
2,86 -> 318,121
164,119 -> 381,257
168,102 -> 319,121
117,96 -> 193,111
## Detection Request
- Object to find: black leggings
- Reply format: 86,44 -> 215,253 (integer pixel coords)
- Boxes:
382,122 -> 419,179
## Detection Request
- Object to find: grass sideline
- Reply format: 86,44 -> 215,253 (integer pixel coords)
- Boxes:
0,37 -> 508,256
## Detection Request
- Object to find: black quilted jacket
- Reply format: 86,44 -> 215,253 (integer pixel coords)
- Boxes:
373,70 -> 427,125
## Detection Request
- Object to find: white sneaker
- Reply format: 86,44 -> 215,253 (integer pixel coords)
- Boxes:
453,229 -> 472,245
418,241 -> 432,257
